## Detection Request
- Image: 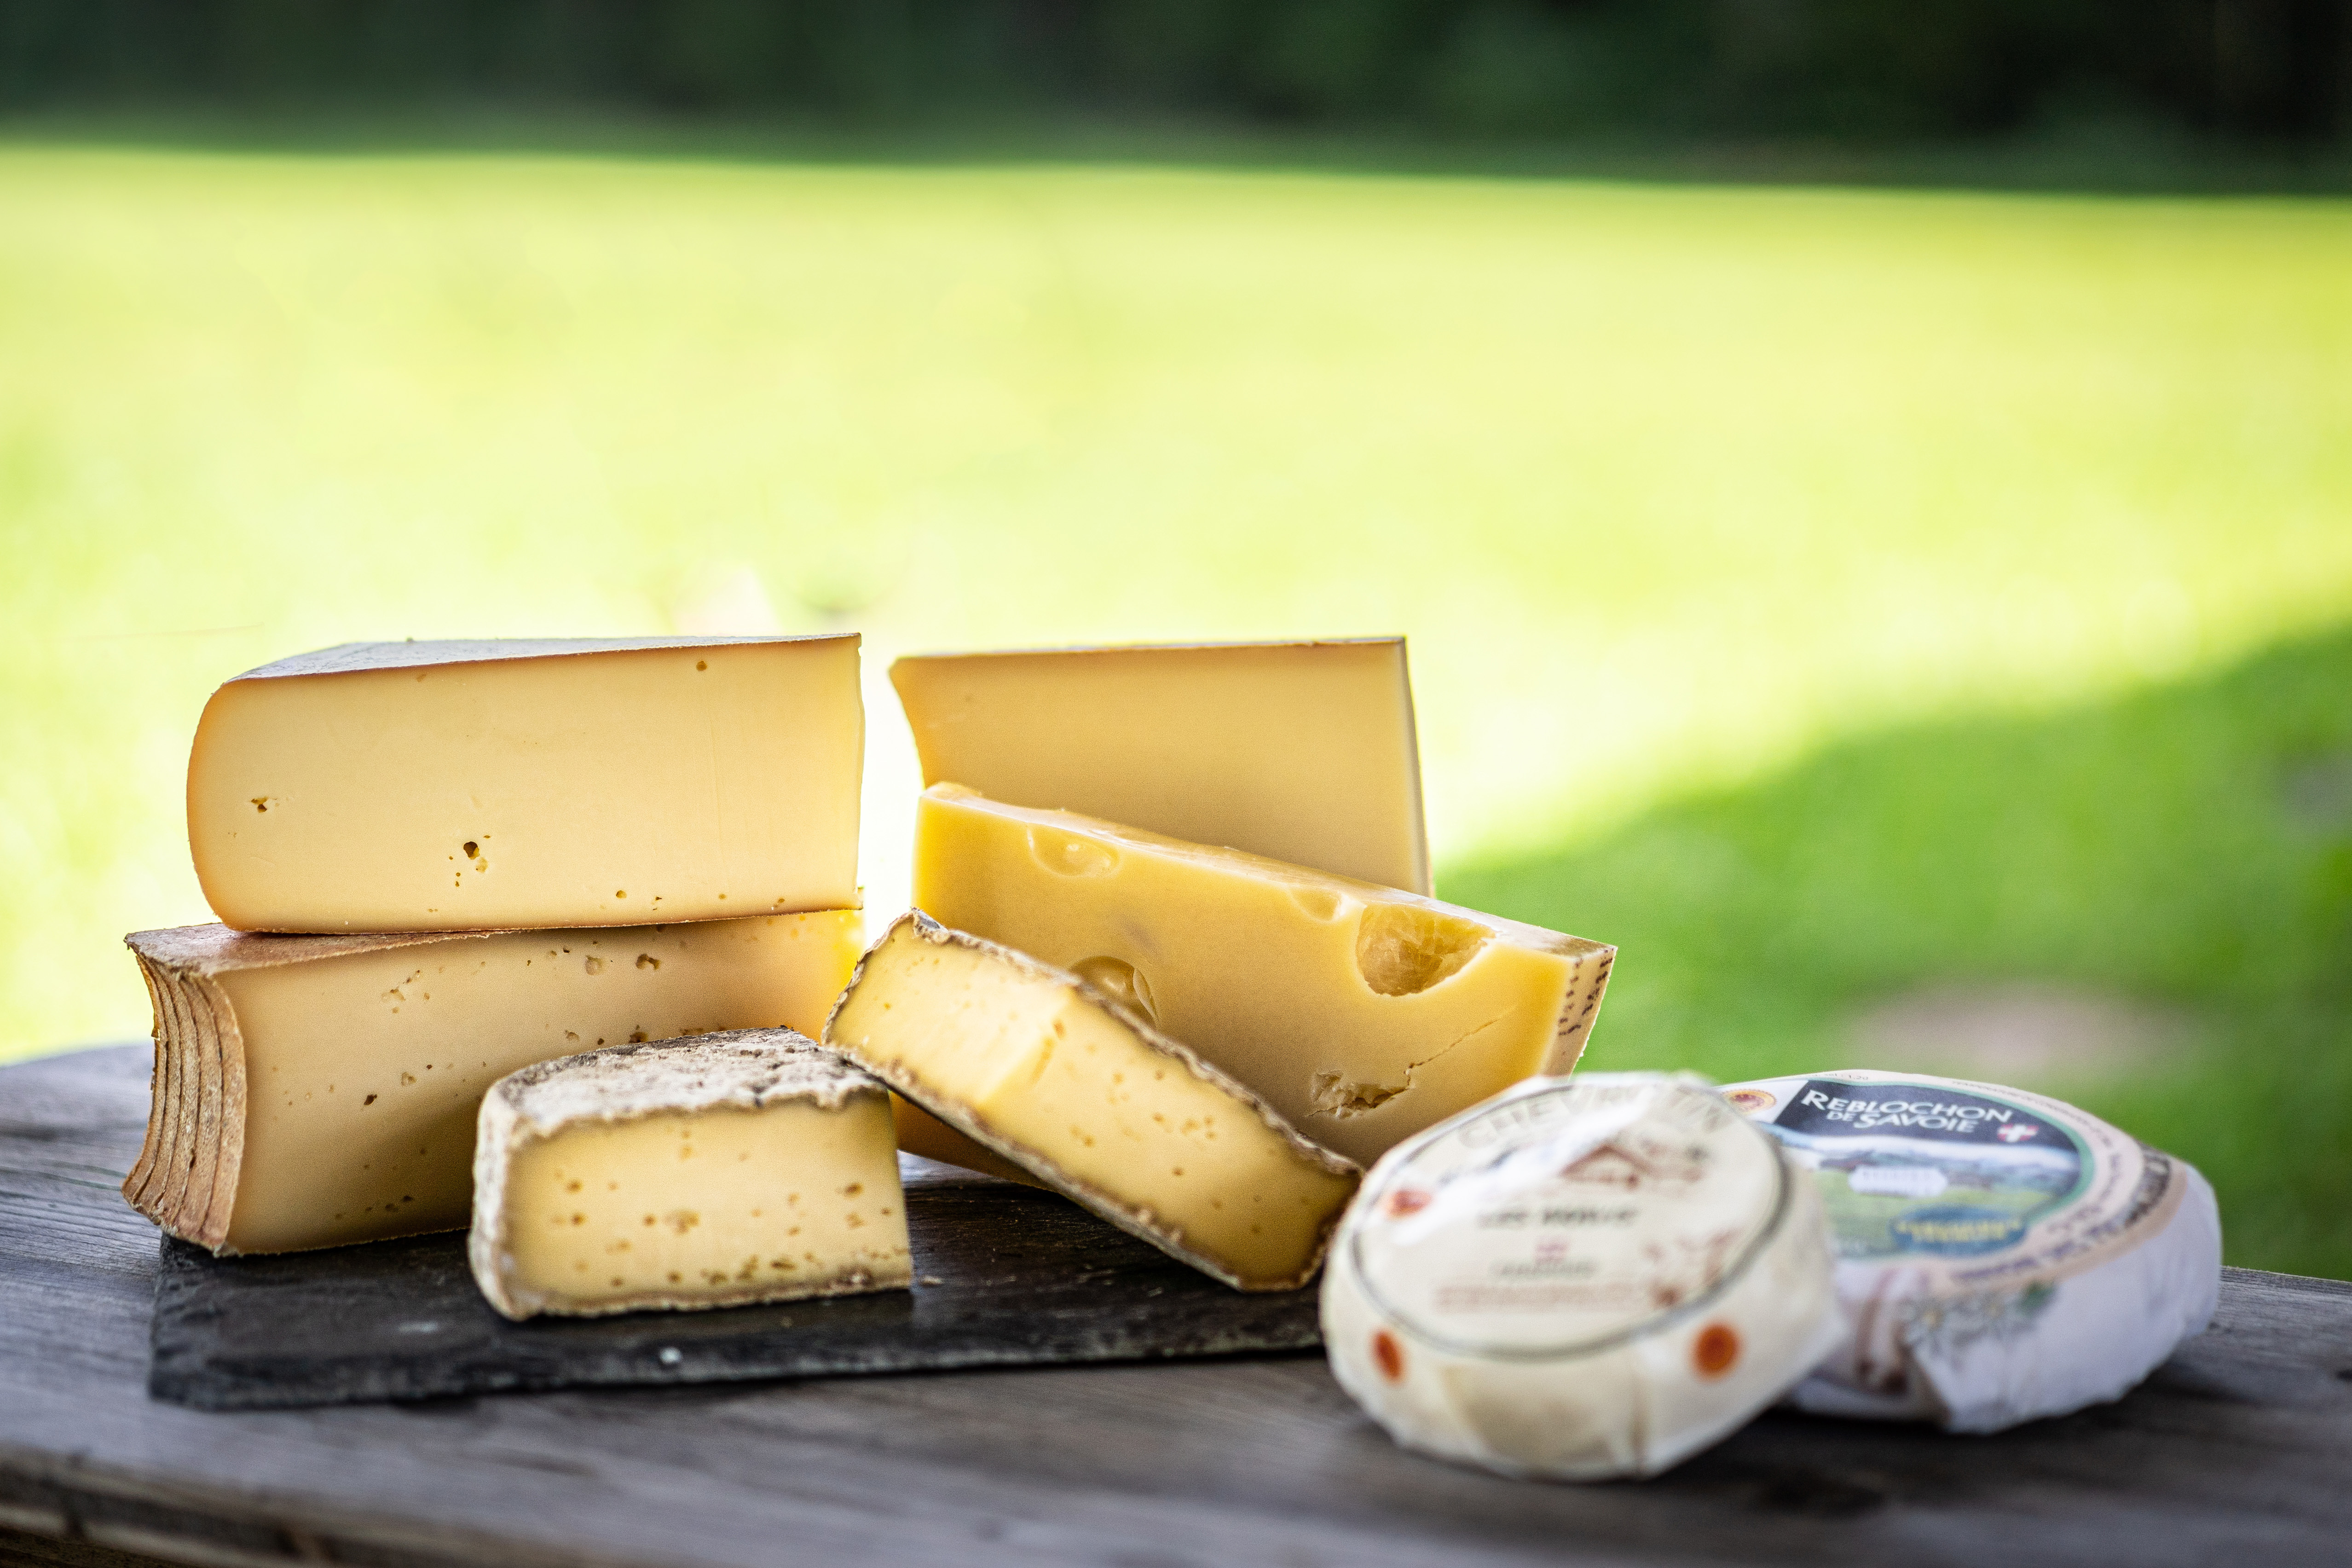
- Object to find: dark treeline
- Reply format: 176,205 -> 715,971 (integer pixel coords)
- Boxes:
2,0 -> 2346,144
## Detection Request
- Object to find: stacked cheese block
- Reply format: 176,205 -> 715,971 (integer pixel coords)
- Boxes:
121,634 -> 1616,1297
121,636 -> 884,1281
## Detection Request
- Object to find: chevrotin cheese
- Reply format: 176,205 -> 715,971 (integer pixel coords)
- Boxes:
189,636 -> 862,932
470,1031 -> 910,1320
122,912 -> 861,1256
1323,1074 -> 1840,1481
891,639 -> 1430,894
911,785 -> 1613,1168
1723,1070 -> 2222,1432
825,912 -> 1360,1291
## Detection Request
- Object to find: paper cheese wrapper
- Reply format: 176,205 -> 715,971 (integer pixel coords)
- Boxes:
1722,1069 -> 2222,1433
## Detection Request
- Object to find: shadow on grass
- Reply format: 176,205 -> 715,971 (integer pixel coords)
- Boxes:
1,105 -> 2350,199
1445,624 -> 2352,1280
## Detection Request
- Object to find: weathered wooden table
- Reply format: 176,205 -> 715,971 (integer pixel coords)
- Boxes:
5,1044 -> 2349,1568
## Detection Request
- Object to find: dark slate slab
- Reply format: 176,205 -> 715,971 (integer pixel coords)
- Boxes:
149,1163 -> 1320,1410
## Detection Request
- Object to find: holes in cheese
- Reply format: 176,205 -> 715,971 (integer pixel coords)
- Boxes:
121,912 -> 862,1256
469,1031 -> 910,1321
890,638 -> 1432,895
910,785 -> 1615,1168
825,912 -> 1360,1292
186,636 -> 862,933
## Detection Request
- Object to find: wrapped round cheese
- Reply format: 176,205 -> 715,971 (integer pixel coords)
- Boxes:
1321,1072 -> 1840,1481
1721,1069 -> 2221,1433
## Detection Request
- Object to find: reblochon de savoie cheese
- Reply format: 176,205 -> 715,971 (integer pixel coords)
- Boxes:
825,911 -> 1361,1291
121,912 -> 861,1256
911,784 -> 1614,1168
470,1031 -> 910,1320
1323,1073 -> 1841,1481
891,638 -> 1431,894
187,636 -> 862,932
1722,1069 -> 2222,1432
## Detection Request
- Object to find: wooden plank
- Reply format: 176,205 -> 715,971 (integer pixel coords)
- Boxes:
5,1044 -> 2352,1568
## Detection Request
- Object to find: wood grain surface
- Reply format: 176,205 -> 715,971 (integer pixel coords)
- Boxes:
6,1044 -> 2352,1568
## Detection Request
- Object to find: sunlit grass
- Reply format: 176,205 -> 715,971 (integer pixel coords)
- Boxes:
4,135 -> 2350,1107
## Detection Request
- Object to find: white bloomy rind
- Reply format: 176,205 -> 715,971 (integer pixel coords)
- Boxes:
1322,1072 -> 1840,1481
1723,1068 -> 2222,1433
470,1029 -> 909,1321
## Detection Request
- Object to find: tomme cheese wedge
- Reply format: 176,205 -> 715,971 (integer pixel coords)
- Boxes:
1722,1070 -> 2222,1433
122,911 -> 861,1255
470,1031 -> 911,1320
891,638 -> 1431,893
912,785 -> 1613,1168
188,636 -> 862,932
825,912 -> 1360,1291
1323,1074 -> 1841,1481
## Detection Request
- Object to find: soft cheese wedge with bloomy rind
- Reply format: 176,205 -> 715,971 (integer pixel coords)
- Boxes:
911,786 -> 1613,1169
189,636 -> 862,932
471,1031 -> 910,1320
825,912 -> 1359,1291
122,912 -> 862,1256
891,638 -> 1431,894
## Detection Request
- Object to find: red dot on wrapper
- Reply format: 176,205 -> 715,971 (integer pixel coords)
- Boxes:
1372,1329 -> 1405,1382
1693,1322 -> 1740,1378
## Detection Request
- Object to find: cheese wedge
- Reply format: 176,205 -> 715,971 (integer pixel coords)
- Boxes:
122,911 -> 861,1255
912,785 -> 1613,1168
891,639 -> 1430,894
189,636 -> 862,932
825,912 -> 1360,1291
470,1031 -> 910,1320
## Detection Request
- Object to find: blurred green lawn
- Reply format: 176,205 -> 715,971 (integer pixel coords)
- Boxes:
3,133 -> 2348,1271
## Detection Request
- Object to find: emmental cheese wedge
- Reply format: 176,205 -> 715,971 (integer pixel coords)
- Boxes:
122,912 -> 861,1255
470,1031 -> 910,1320
912,786 -> 1613,1169
189,636 -> 862,932
891,638 -> 1430,894
825,912 -> 1360,1291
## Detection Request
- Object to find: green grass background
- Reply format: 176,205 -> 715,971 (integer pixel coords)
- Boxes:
3,133 -> 2347,1273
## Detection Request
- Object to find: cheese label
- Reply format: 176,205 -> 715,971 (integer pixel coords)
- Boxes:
1732,1073 -> 2182,1288
1350,1076 -> 1793,1358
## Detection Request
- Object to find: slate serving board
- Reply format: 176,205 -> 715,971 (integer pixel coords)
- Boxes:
150,1161 -> 1323,1410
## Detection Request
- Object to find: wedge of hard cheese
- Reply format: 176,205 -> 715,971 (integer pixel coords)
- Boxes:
825,912 -> 1360,1291
912,786 -> 1613,1169
123,912 -> 861,1255
470,1031 -> 910,1320
891,638 -> 1431,894
189,636 -> 862,932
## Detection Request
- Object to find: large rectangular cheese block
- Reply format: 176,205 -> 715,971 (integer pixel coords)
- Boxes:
470,1031 -> 910,1320
912,785 -> 1614,1168
890,638 -> 1430,894
189,636 -> 862,932
122,911 -> 862,1255
825,912 -> 1359,1291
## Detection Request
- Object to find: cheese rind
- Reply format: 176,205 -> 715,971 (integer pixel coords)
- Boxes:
470,1030 -> 910,1320
122,911 -> 862,1255
1322,1073 -> 1841,1481
189,636 -> 862,932
911,785 -> 1613,1168
824,912 -> 1360,1291
891,638 -> 1430,893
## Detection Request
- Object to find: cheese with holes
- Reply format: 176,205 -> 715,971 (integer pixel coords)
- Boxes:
911,785 -> 1613,1168
891,639 -> 1430,894
1723,1070 -> 2222,1432
825,912 -> 1359,1291
121,911 -> 861,1255
470,1030 -> 909,1319
189,636 -> 862,932
1323,1074 -> 1840,1480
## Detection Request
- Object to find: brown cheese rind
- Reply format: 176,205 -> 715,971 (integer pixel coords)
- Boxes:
825,910 -> 1359,1292
121,935 -> 253,1253
468,1030 -> 895,1321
